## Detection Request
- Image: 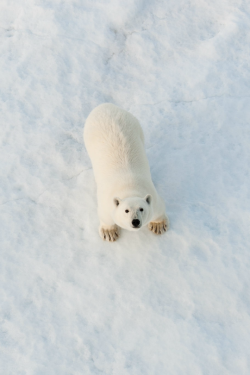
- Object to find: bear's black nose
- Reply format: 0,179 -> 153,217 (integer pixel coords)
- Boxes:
132,219 -> 140,227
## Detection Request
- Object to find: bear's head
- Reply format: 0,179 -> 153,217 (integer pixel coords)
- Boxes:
112,195 -> 152,231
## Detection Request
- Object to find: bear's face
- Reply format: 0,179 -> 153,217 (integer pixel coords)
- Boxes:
112,195 -> 152,231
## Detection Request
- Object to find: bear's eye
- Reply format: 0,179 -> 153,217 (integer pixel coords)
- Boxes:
125,209 -> 129,213
140,208 -> 143,212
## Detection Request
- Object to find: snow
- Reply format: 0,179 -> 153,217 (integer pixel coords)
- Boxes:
0,0 -> 250,373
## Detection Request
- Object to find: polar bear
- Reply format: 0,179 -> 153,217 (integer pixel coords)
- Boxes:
84,103 -> 169,242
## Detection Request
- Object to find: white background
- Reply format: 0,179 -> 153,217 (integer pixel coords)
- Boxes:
0,0 -> 250,374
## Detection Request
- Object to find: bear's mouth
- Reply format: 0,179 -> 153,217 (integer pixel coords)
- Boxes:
131,226 -> 141,231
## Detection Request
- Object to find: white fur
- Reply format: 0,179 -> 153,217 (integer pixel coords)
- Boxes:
84,103 -> 169,241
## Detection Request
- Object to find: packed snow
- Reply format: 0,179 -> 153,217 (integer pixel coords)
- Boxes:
1,0 -> 250,374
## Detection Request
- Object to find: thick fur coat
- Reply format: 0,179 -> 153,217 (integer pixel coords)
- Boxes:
84,103 -> 169,241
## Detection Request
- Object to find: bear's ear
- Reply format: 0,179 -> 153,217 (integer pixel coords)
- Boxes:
114,197 -> 121,207
144,194 -> 151,205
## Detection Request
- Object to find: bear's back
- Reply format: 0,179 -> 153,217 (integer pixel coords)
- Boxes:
84,104 -> 149,182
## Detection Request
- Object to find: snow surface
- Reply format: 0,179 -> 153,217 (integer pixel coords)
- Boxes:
1,0 -> 250,374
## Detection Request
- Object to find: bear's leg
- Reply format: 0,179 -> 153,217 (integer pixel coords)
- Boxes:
148,216 -> 169,235
99,224 -> 120,242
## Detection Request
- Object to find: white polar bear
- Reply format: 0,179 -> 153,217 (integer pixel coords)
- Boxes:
84,103 -> 169,242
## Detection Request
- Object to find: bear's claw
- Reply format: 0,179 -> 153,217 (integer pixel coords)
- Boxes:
99,225 -> 119,242
148,218 -> 169,235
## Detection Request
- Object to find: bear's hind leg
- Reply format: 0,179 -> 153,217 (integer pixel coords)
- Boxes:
99,224 -> 120,242
148,216 -> 169,235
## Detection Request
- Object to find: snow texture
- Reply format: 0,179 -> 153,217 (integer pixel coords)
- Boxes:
0,0 -> 250,374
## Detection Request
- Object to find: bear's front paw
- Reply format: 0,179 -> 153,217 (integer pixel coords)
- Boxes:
99,225 -> 120,242
148,217 -> 169,235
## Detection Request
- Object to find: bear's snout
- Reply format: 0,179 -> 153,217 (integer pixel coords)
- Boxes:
132,219 -> 140,228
